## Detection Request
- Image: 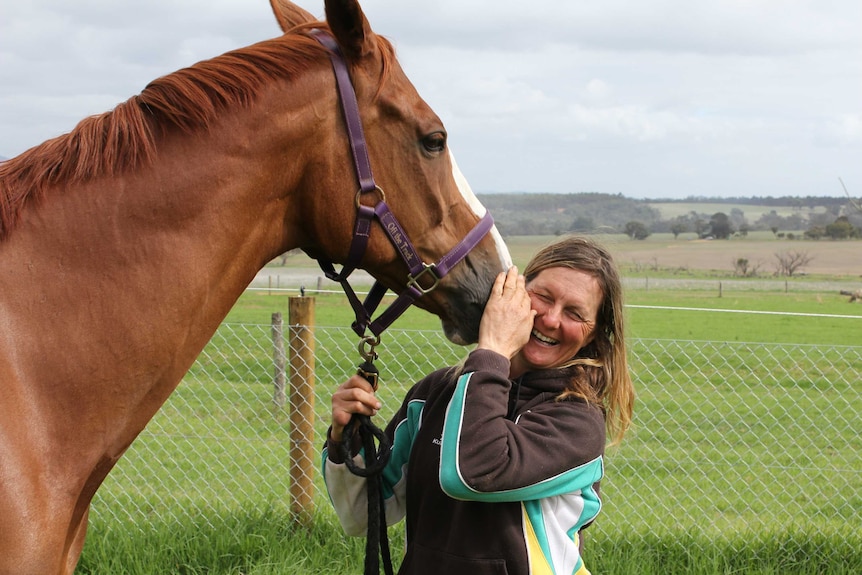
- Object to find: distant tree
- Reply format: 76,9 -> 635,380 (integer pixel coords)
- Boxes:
729,207 -> 746,229
774,250 -> 813,277
737,223 -> 750,237
731,257 -> 762,277
694,218 -> 710,238
624,221 -> 650,240
670,221 -> 688,239
709,212 -> 734,239
570,215 -> 595,233
825,216 -> 856,240
804,226 -> 825,240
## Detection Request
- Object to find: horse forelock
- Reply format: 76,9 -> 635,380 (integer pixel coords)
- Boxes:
0,23 -> 399,242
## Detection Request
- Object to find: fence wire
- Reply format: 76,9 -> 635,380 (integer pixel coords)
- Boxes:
89,321 -> 861,558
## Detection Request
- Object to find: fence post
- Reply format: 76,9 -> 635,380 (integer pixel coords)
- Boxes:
288,296 -> 316,524
272,312 -> 286,408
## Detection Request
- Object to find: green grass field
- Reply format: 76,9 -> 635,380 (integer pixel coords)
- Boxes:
230,287 -> 862,347
76,237 -> 861,574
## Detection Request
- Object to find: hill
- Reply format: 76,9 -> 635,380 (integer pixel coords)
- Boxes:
477,193 -> 659,235
477,192 -> 859,236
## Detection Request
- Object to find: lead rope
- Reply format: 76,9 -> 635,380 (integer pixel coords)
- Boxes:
336,338 -> 394,575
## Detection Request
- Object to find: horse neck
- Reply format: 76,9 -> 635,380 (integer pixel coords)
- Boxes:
8,93 -> 317,362
105,123 -> 304,322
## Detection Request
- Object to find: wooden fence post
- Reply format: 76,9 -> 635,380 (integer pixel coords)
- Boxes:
272,312 -> 286,408
288,296 -> 316,524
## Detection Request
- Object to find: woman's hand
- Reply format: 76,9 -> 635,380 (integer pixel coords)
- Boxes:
330,374 -> 382,441
477,266 -> 536,359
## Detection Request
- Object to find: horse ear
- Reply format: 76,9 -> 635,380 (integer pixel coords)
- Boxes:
325,0 -> 376,59
269,0 -> 317,33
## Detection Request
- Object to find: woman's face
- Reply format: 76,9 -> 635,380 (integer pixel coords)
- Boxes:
515,267 -> 603,372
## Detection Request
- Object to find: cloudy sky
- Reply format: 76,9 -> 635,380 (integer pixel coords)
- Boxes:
1,0 -> 859,199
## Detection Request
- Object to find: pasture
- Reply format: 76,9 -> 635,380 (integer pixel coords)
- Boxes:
271,233 -> 862,280
646,201 -> 830,221
510,233 -> 862,278
76,251 -> 862,573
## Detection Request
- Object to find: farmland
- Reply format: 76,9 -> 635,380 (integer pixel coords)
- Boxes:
646,201 -> 830,220
491,233 -> 861,278
265,233 -> 862,284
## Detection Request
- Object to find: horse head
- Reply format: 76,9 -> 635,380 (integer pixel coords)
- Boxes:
270,0 -> 512,345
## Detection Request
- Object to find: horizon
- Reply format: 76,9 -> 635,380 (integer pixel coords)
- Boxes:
0,149 -> 854,204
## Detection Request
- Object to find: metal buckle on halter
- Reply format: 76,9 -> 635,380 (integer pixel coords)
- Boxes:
355,185 -> 385,207
406,262 -> 441,295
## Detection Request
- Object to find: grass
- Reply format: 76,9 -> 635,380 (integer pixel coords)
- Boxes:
78,510 -> 376,575
588,529 -> 861,575
78,508 -> 862,574
625,289 -> 862,344
232,287 -> 862,346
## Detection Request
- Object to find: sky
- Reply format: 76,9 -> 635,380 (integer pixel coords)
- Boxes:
1,0 -> 860,199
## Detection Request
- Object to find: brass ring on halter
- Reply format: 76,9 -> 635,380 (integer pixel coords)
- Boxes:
358,334 -> 381,362
355,185 -> 386,208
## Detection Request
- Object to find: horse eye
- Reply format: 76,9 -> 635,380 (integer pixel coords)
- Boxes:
422,132 -> 446,153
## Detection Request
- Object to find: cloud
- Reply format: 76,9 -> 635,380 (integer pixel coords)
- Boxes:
364,0 -> 857,56
1,0 -> 859,198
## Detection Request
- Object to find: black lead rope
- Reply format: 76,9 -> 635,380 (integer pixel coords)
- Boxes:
337,359 -> 394,575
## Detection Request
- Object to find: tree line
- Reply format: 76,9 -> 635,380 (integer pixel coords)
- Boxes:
478,192 -> 862,240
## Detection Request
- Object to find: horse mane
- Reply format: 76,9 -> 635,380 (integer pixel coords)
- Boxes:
0,25 -> 395,241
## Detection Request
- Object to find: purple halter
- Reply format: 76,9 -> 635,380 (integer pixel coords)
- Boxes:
311,30 -> 494,340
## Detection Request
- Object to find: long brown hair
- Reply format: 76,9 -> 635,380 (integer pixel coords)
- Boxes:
524,235 -> 634,445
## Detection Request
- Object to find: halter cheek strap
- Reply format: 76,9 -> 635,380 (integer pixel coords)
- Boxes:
311,29 -> 494,338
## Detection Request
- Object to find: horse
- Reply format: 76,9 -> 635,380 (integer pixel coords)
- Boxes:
0,1 -> 511,572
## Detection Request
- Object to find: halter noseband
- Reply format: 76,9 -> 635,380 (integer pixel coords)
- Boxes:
311,29 -> 494,341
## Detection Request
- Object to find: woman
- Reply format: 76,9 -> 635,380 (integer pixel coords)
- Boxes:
323,235 -> 635,575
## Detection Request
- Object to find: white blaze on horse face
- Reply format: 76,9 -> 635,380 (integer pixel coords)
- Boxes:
448,150 -> 513,270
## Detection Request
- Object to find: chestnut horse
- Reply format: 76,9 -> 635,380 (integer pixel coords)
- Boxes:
0,1 -> 510,572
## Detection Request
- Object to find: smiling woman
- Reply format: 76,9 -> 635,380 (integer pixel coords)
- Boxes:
323,234 -> 634,575
513,266 -> 603,376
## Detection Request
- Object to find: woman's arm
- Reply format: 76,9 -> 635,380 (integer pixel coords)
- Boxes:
322,375 -> 432,535
439,349 -> 606,502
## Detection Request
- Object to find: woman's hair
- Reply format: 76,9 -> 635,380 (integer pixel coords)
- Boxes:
523,235 -> 634,445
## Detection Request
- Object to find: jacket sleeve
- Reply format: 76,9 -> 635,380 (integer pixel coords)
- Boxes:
321,378 -> 432,536
439,349 -> 606,502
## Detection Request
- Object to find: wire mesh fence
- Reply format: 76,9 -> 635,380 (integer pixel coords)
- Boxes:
89,315 -> 862,558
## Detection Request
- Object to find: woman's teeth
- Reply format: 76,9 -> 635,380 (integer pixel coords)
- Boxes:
531,329 -> 558,345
